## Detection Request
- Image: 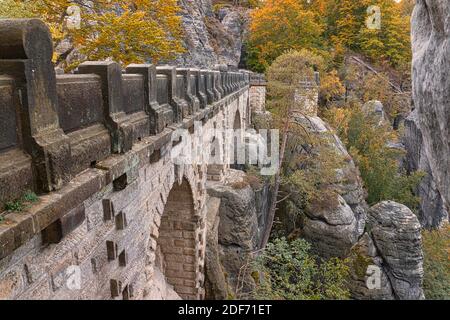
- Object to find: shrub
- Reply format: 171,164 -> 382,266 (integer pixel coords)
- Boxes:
3,190 -> 39,213
252,238 -> 350,300
319,69 -> 346,106
323,102 -> 423,211
4,200 -> 24,212
422,225 -> 450,300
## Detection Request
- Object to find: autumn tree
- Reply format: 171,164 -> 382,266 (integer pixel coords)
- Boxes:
319,69 -> 345,106
247,0 -> 324,72
357,0 -> 411,67
0,0 -> 185,69
324,101 -> 423,210
260,50 -> 345,249
246,0 -> 412,71
74,0 -> 184,67
331,0 -> 369,50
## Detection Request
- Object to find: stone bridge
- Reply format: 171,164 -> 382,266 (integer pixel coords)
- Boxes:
0,19 -> 266,300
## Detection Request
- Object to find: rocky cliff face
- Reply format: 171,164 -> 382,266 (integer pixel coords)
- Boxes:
408,0 -> 450,226
176,1 -> 249,68
403,110 -> 448,227
204,170 -> 271,299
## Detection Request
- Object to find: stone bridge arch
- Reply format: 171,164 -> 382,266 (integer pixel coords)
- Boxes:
0,19 -> 267,301
231,109 -> 244,169
233,109 -> 242,130
155,177 -> 203,300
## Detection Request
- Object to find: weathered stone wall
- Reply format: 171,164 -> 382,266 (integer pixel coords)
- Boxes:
0,19 -> 256,300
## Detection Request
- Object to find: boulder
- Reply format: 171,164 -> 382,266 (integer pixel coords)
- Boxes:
349,201 -> 425,300
362,100 -> 388,126
303,195 -> 360,258
368,201 -> 424,299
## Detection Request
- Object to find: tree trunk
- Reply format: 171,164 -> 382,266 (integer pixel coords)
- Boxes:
259,104 -> 291,250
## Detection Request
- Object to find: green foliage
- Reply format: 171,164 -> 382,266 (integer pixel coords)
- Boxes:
253,238 -> 350,300
422,225 -> 450,300
350,246 -> 373,279
23,191 -> 39,203
266,49 -> 324,115
3,190 -> 39,213
4,200 -> 23,212
324,102 -> 424,210
284,131 -> 344,212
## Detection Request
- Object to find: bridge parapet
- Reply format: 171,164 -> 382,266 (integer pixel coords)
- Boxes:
0,19 -> 250,213
0,19 -> 252,280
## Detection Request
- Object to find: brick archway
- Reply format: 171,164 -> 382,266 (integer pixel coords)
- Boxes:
232,109 -> 243,169
233,109 -> 242,130
156,178 -> 199,299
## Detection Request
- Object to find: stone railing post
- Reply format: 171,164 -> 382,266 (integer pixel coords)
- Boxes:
211,71 -> 221,101
177,68 -> 200,115
157,66 -> 184,123
77,61 -> 133,154
225,72 -> 232,94
201,70 -> 214,105
193,69 -> 207,109
125,64 -> 165,134
0,19 -> 71,192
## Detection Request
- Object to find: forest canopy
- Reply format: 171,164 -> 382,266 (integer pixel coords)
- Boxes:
246,0 -> 413,72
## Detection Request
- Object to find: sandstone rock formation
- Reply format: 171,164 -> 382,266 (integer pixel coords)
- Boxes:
410,1 -> 450,223
176,1 -> 249,68
57,1 -> 249,69
362,100 -> 388,126
403,110 -> 448,227
214,5 -> 250,68
349,201 -> 425,300
204,170 -> 270,299
285,116 -> 367,259
348,233 -> 395,299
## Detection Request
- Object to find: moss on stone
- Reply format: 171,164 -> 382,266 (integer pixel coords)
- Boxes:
350,245 -> 373,279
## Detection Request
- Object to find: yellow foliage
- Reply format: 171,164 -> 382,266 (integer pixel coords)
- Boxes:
320,70 -> 345,103
248,0 -> 324,71
246,0 -> 412,71
2,0 -> 184,68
